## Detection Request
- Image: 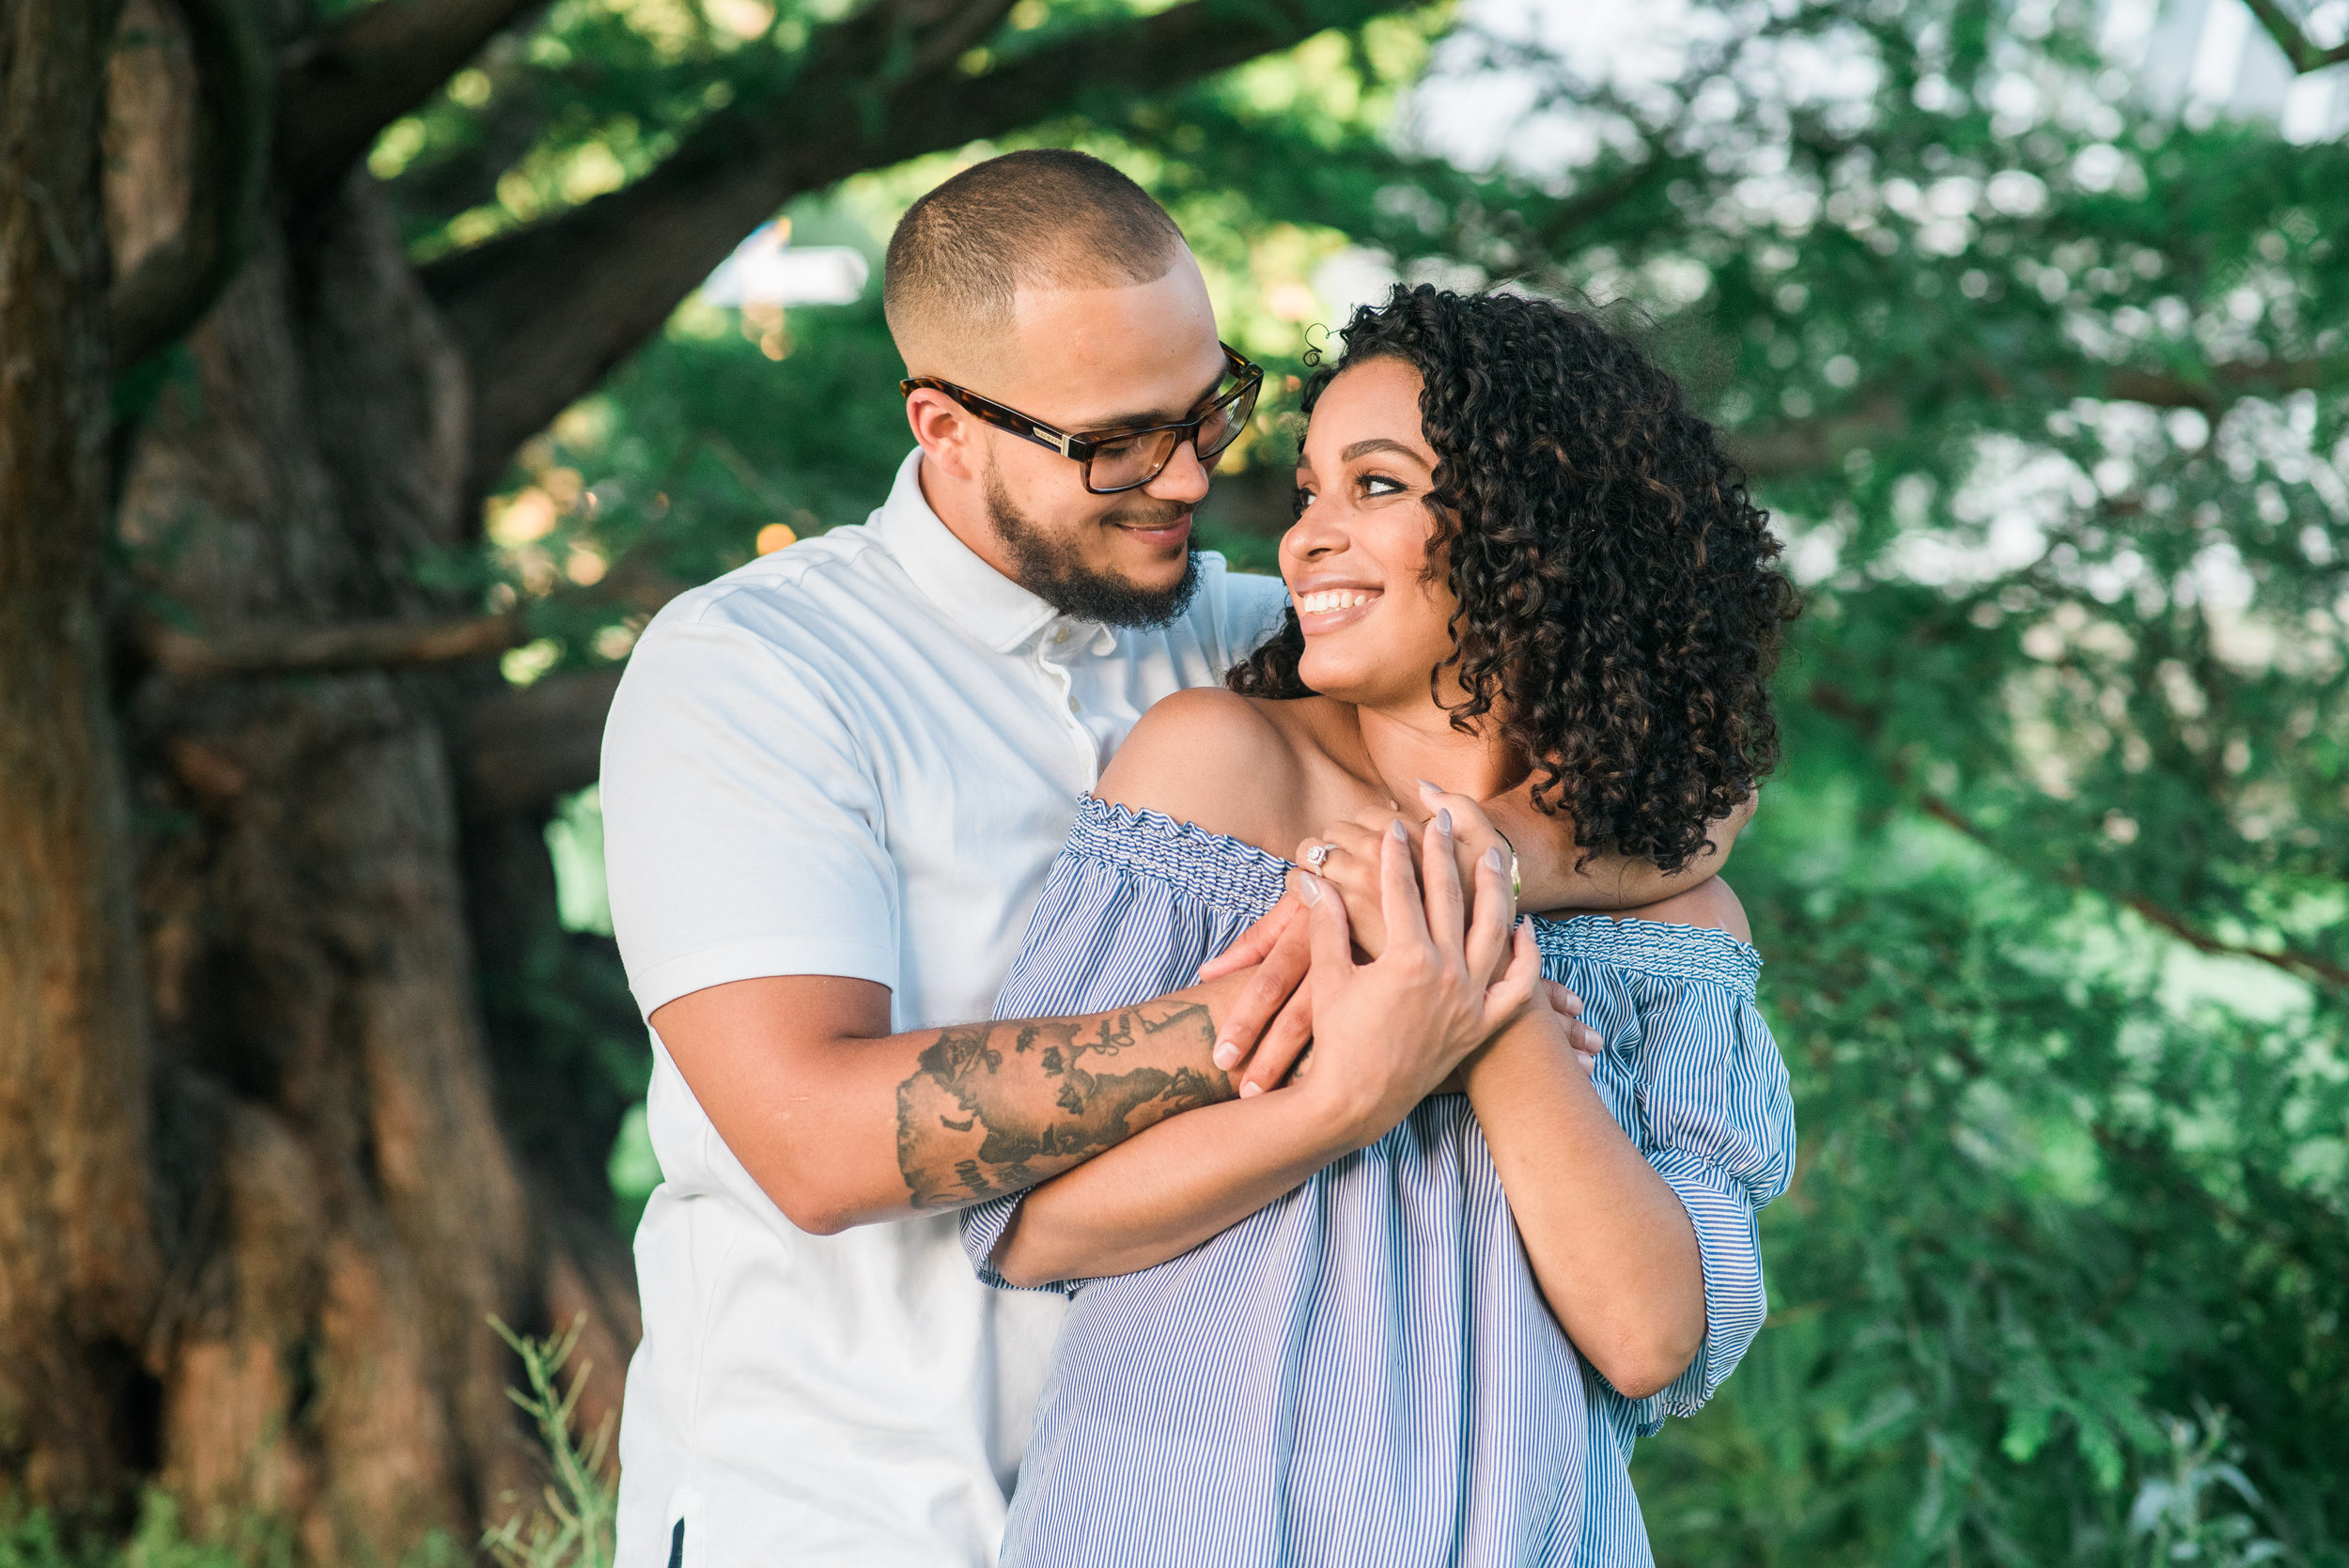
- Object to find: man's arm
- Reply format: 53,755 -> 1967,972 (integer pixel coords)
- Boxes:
652,969 -> 1258,1234
1484,786 -> 1759,913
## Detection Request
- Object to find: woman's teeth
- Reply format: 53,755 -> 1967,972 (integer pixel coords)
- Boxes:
1299,589 -> 1379,615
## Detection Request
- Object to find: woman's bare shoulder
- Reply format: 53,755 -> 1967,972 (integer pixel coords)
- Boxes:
1096,690 -> 1329,858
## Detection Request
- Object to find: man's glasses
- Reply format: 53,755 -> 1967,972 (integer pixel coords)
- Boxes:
900,345 -> 1263,495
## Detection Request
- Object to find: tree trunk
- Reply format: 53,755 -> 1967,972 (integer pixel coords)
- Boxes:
9,1 -> 645,1555
0,0 -> 163,1513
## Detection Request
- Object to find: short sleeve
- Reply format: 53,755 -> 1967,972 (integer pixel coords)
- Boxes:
1595,973 -> 1796,1435
601,615 -> 896,1018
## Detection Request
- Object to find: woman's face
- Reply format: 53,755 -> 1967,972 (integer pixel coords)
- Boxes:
1283,357 -> 1460,710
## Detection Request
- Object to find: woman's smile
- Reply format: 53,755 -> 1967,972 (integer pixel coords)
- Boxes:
1295,582 -> 1384,630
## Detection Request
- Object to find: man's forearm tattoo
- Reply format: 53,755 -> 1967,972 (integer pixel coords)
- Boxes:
894,1000 -> 1225,1209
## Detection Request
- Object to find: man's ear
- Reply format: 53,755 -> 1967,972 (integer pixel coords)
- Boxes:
906,389 -> 982,482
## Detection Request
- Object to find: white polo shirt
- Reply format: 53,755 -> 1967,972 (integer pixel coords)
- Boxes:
601,449 -> 1289,1568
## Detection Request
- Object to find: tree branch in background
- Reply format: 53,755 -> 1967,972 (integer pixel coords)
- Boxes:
461,667 -> 623,814
1730,352 -> 2349,480
110,0 -> 273,370
138,609 -> 522,677
1913,795 -> 2349,993
423,0 -> 1419,492
1728,396 -> 1907,479
1806,679 -> 2348,994
2240,0 -> 2349,73
276,0 -> 545,207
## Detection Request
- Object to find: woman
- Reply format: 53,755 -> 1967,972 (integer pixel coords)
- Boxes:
961,286 -> 1798,1565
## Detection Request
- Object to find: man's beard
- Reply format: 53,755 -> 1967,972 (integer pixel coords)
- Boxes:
984,464 -> 1202,629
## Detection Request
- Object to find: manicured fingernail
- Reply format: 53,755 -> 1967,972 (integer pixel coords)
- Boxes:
1239,1080 -> 1264,1099
1390,819 -> 1409,843
1417,779 -> 1439,796
1436,808 -> 1453,837
1299,874 -> 1322,906
1213,1040 -> 1239,1070
1483,846 -> 1505,870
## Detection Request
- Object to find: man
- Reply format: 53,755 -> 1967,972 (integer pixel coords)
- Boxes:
602,150 -> 1735,1567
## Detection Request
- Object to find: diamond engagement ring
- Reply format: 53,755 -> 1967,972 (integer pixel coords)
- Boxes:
1303,843 -> 1334,871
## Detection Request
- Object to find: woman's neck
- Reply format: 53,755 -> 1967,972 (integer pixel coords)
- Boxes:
1349,698 -> 1521,811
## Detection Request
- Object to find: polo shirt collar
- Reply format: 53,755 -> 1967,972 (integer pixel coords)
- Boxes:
871,449 -> 1058,655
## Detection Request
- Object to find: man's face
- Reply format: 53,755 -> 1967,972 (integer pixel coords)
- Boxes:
971,261 -> 1230,626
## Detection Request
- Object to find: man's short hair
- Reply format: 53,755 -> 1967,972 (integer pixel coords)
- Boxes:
883,149 -> 1187,371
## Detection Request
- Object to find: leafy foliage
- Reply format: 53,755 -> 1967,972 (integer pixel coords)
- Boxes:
392,0 -> 2348,1560
480,1317 -> 617,1568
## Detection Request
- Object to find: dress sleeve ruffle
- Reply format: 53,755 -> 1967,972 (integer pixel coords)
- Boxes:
1556,933 -> 1793,1436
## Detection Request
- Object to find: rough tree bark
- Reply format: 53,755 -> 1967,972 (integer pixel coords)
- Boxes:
2,0 -> 1417,1555
0,0 -> 163,1514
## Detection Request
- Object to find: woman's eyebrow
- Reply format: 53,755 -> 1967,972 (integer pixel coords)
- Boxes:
1340,437 -> 1427,463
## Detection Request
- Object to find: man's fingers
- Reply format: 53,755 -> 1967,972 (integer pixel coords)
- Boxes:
1538,979 -> 1602,1055
1239,982 -> 1315,1098
1209,916 -> 1310,1072
1479,920 -> 1544,1034
1198,896 -> 1296,981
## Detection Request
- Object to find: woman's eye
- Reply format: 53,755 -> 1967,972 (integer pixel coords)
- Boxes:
1291,485 -> 1315,519
1360,473 -> 1406,498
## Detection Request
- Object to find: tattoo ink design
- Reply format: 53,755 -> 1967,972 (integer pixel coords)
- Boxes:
894,1000 -> 1223,1209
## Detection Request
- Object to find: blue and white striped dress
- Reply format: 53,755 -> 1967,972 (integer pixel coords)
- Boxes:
962,799 -> 1796,1567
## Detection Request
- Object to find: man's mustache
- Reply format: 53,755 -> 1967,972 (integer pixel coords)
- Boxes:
1104,501 -> 1193,529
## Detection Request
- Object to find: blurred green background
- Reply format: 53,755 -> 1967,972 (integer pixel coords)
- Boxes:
385,0 -> 2349,1560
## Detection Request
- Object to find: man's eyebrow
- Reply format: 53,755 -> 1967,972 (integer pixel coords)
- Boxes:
1340,437 -> 1427,463
1088,367 -> 1231,432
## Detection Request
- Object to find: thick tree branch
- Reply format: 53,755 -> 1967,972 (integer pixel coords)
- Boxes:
1729,352 -> 2349,479
422,0 -> 1419,492
275,0 -> 543,206
110,0 -> 272,370
460,667 -> 623,814
139,610 -> 521,677
1912,794 -> 2349,992
2241,0 -> 2349,73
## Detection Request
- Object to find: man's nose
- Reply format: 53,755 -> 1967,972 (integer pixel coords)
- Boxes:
1144,438 -> 1212,505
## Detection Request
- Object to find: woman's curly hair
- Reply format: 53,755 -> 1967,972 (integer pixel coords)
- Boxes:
1228,285 -> 1799,874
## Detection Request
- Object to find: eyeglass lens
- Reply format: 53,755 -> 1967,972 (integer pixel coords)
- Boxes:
1087,378 -> 1260,491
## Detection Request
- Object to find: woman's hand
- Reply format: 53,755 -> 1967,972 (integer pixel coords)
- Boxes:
1283,815 -> 1541,1148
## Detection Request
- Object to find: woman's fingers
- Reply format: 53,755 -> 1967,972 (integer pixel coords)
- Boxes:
1421,811 -> 1467,966
1299,869 -> 1359,996
1377,818 -> 1434,956
1197,895 -> 1298,982
1208,911 -> 1311,1072
1238,979 -> 1315,1098
1463,846 -> 1516,986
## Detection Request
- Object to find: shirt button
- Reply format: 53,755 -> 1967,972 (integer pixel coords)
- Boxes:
1052,629 -> 1068,644
1068,697 -> 1081,713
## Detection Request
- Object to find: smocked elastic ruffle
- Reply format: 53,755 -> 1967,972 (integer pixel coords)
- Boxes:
1067,795 -> 1291,917
1536,916 -> 1761,1001
1072,796 -> 1764,999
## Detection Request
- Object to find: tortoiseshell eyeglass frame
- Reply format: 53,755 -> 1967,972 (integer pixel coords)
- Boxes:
898,344 -> 1263,495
